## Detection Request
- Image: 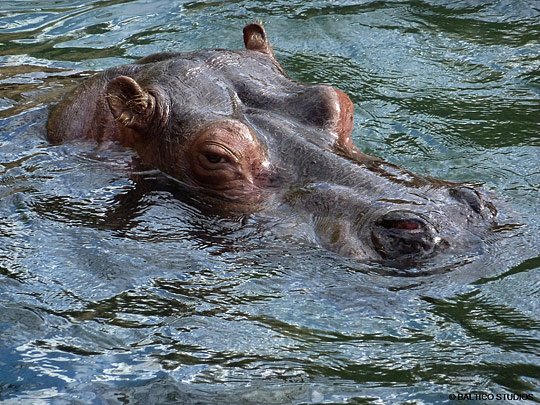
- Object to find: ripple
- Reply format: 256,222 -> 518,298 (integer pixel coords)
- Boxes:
0,0 -> 539,403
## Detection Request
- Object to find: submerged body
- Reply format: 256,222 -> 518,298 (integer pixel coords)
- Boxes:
47,23 -> 498,265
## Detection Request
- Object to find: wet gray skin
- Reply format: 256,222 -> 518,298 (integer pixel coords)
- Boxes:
47,23 -> 498,266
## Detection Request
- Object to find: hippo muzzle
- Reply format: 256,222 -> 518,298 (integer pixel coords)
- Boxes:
283,175 -> 495,265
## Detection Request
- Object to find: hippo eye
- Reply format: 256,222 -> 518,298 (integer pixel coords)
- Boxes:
188,120 -> 264,191
197,143 -> 236,168
203,152 -> 226,164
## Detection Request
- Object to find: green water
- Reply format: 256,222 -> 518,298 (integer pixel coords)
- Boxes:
1,1 -> 539,403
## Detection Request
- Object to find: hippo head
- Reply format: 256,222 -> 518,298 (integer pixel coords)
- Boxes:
101,24 -> 354,207
48,23 -> 498,266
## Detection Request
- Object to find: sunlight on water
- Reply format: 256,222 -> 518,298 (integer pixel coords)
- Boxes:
1,0 -> 539,403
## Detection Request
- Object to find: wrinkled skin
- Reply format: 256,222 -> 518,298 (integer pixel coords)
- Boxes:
47,23 -> 498,265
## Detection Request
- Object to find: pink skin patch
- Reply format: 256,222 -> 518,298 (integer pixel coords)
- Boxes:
381,219 -> 424,232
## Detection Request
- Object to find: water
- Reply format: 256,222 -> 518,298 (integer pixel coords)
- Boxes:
1,1 -> 539,403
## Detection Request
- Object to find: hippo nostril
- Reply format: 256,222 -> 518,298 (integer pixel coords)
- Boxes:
449,186 -> 483,214
370,212 -> 438,261
378,218 -> 424,232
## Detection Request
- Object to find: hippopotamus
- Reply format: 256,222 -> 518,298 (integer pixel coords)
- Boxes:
47,23 -> 498,265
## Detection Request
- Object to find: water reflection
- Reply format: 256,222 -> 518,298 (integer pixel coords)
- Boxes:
1,0 -> 539,403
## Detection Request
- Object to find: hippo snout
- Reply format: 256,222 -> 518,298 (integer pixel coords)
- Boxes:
449,186 -> 497,218
370,211 -> 440,261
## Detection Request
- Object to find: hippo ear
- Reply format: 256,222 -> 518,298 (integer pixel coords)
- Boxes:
243,22 -> 274,56
106,76 -> 155,131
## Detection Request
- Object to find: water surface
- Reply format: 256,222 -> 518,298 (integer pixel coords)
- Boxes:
1,1 -> 539,403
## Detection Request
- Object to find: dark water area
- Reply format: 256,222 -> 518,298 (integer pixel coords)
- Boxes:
1,1 -> 539,403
